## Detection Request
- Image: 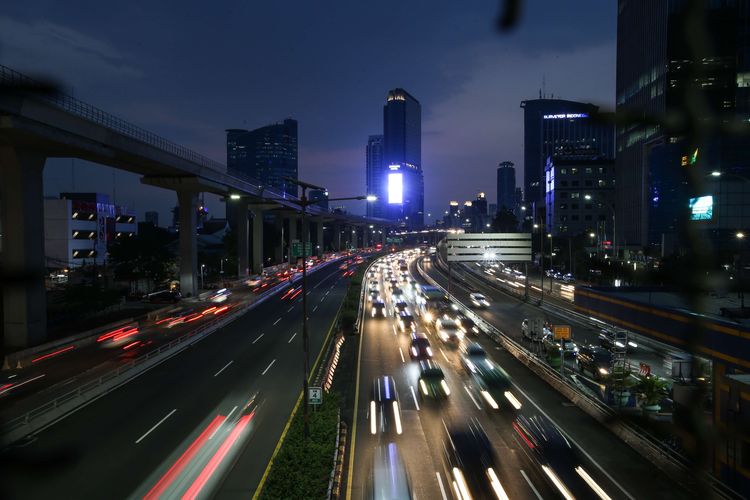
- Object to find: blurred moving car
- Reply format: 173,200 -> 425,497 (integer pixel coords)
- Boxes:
143,289 -> 181,304
409,333 -> 433,360
514,414 -> 610,499
576,345 -> 612,379
443,418 -> 509,499
418,360 -> 450,399
469,292 -> 490,308
208,288 -> 231,303
370,376 -> 403,435
371,300 -> 386,318
456,314 -> 479,335
436,317 -> 464,344
598,329 -> 638,352
459,342 -> 487,374
397,311 -> 416,333
471,358 -> 522,411
368,443 -> 413,500
245,275 -> 262,286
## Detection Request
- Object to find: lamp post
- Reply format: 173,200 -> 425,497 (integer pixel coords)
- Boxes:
534,221 -> 546,305
737,231 -> 745,310
281,178 -> 375,438
200,264 -> 205,290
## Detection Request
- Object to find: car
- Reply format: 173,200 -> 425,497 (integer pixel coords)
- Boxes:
409,333 -> 433,360
543,336 -> 579,357
436,317 -> 464,344
369,279 -> 379,288
418,360 -> 450,399
208,288 -> 231,303
598,329 -> 638,352
576,345 -> 612,379
245,275 -> 262,286
368,443 -> 413,500
460,342 -> 486,374
456,314 -> 480,335
368,290 -> 381,302
369,376 -> 403,435
392,299 -> 409,316
562,273 -> 576,283
389,279 -> 398,289
443,419 -> 508,500
471,359 -> 522,411
514,414 -> 604,499
143,289 -> 181,304
391,286 -> 404,298
397,311 -> 416,333
371,300 -> 386,318
469,292 -> 490,308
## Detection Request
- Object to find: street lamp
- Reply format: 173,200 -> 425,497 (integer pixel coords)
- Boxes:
200,263 -> 206,289
281,177 -> 375,438
738,231 -> 746,310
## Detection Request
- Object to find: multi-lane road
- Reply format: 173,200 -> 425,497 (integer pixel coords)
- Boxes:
1,257 -> 355,499
347,250 -> 686,499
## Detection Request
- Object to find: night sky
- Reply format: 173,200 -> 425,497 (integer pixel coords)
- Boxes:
0,0 -> 615,224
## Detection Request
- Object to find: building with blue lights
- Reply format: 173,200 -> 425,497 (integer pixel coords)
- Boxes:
365,134 -> 384,218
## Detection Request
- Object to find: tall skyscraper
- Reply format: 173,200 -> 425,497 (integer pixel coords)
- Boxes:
616,0 -> 750,250
365,135 -> 384,217
226,119 -> 298,196
496,161 -> 517,211
382,88 -> 424,228
520,99 -> 614,211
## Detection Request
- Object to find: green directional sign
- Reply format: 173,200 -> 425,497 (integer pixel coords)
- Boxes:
386,237 -> 403,244
291,241 -> 312,257
308,386 -> 323,405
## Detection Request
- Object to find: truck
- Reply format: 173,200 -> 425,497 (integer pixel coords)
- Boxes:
521,317 -> 549,342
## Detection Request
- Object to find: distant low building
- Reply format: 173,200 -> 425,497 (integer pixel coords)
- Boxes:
45,192 -> 137,269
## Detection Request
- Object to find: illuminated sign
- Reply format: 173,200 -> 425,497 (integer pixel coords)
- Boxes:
681,148 -> 698,167
388,173 -> 403,204
543,113 -> 589,119
689,195 -> 713,221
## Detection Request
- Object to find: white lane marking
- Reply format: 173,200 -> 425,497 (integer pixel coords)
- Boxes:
287,306 -> 294,313
313,305 -> 318,312
135,409 -> 177,444
214,360 -> 233,377
436,471 -> 448,500
209,405 -> 238,440
0,374 -> 45,396
399,347 -> 405,363
288,332 -> 297,343
463,385 -> 482,410
313,281 -> 322,289
320,297 -> 325,303
273,318 -> 281,326
440,348 -> 450,363
252,333 -> 264,344
325,290 -> 330,297
410,385 -> 420,411
392,325 -> 397,336
512,383 -> 636,500
261,359 -> 276,375
520,469 -> 543,500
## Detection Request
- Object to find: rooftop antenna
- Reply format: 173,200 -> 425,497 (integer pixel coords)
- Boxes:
542,75 -> 546,99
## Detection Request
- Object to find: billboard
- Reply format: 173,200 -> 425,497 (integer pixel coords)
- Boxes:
388,172 -> 403,204
689,195 -> 713,221
445,233 -> 532,262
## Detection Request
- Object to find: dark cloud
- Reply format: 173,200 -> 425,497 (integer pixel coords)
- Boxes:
0,0 -> 615,223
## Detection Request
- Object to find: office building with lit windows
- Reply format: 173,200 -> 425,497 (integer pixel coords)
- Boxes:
226,119 -> 298,196
365,134 -> 384,218
520,99 -> 614,214
617,0 -> 750,250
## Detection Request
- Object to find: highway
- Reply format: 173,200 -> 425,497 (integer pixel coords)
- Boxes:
1,257 -> 356,499
347,250 -> 686,499
0,257 -> 339,424
441,259 -> 672,382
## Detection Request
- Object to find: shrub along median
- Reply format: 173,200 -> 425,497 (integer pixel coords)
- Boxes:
259,392 -> 341,500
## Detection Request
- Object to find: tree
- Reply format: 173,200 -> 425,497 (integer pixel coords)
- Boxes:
491,207 -> 519,232
108,226 -> 176,291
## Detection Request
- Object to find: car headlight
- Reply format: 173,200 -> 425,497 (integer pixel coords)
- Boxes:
598,367 -> 609,375
440,380 -> 451,396
426,346 -> 433,357
411,346 -> 418,357
420,379 -> 428,395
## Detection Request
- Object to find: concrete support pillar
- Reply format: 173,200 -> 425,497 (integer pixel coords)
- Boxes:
251,207 -> 264,275
177,190 -> 198,297
0,147 -> 47,348
363,226 -> 370,248
316,219 -> 324,256
334,223 -> 342,252
274,215 -> 284,264
287,216 -> 298,264
236,199 -> 249,278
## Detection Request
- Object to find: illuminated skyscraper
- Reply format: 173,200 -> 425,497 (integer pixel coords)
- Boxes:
365,135 -> 384,218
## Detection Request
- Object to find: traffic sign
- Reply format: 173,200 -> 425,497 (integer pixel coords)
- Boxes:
308,386 -> 323,405
552,325 -> 571,340
292,241 -> 312,257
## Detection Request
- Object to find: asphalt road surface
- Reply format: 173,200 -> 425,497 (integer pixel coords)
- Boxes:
1,258 -> 355,499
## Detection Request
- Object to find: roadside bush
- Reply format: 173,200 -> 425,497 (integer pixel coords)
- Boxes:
260,392 -> 341,500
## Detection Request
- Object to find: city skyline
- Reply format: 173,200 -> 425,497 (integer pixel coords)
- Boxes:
0,1 -> 616,224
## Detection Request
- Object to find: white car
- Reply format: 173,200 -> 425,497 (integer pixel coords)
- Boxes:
436,317 -> 464,343
469,293 -> 490,308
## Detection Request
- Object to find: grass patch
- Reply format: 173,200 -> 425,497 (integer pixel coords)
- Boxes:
259,392 -> 341,500
339,260 -> 370,334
